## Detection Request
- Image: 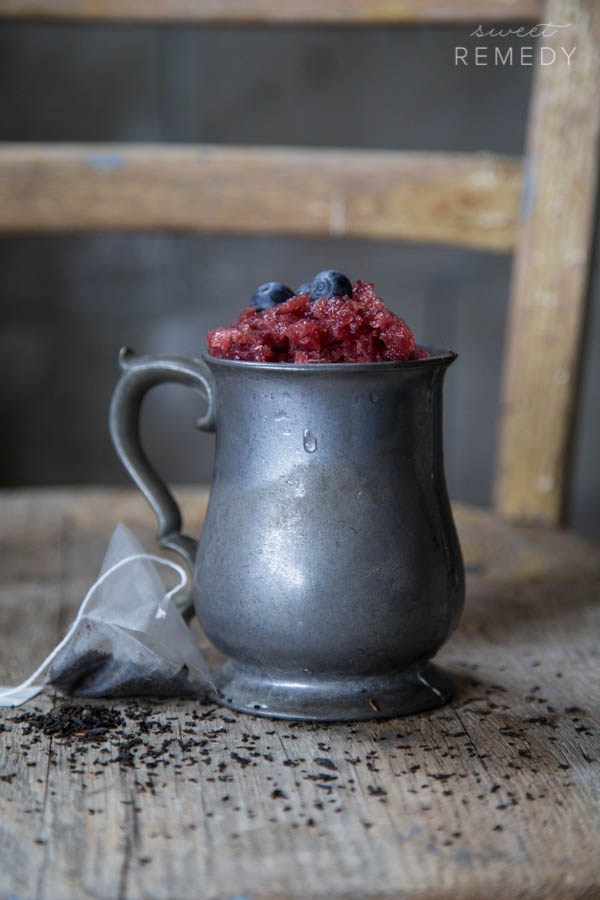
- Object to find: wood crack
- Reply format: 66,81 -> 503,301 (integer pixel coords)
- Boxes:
117,785 -> 137,899
34,728 -> 54,900
452,706 -> 493,783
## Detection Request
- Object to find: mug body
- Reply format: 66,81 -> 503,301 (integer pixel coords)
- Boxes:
194,350 -> 464,720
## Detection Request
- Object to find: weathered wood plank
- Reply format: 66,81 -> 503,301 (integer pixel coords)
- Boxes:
1,488 -> 600,899
495,0 -> 600,525
0,144 -> 522,251
0,0 -> 544,24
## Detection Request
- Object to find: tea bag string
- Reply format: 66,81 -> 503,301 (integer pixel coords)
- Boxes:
0,552 -> 188,702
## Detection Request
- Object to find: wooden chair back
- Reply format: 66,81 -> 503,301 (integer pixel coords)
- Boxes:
1,0 -> 598,527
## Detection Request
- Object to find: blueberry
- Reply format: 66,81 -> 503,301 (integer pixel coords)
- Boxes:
250,282 -> 294,311
295,282 -> 313,295
310,270 -> 353,301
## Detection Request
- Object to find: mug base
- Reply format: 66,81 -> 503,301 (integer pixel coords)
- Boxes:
209,659 -> 452,722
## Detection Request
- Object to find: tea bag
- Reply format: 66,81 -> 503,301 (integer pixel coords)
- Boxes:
0,524 -> 212,707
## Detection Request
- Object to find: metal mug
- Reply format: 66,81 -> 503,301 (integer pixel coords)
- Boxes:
109,346 -> 464,721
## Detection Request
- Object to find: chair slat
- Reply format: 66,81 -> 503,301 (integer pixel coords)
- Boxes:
0,0 -> 543,23
0,144 -> 521,251
495,0 -> 600,525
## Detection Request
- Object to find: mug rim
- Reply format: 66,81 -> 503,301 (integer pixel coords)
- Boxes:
202,346 -> 457,373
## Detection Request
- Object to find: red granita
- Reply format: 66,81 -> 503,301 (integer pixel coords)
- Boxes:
206,280 -> 428,363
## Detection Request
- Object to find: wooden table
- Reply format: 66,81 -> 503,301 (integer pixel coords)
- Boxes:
1,488 -> 599,900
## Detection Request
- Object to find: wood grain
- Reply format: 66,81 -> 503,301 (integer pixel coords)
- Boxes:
0,144 -> 522,251
0,0 -> 544,24
495,0 -> 600,525
1,487 -> 600,899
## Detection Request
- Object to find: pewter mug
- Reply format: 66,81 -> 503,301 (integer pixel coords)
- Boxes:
109,347 -> 464,720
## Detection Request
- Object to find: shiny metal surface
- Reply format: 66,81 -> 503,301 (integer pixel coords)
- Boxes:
109,348 -> 464,720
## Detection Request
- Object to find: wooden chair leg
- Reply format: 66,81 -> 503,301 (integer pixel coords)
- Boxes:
495,0 -> 600,526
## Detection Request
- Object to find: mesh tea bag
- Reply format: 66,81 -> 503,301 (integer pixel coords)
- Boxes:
0,524 -> 212,706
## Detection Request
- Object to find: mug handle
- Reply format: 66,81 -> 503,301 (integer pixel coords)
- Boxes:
109,347 -> 216,574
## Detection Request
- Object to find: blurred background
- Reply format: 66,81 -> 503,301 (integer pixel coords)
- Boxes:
1,22 -> 599,535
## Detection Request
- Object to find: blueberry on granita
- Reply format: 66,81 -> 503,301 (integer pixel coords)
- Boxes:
250,282 -> 294,311
295,282 -> 313,295
310,270 -> 353,301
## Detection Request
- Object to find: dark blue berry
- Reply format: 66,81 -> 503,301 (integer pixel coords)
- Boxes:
310,270 -> 352,301
295,282 -> 313,295
250,282 -> 294,311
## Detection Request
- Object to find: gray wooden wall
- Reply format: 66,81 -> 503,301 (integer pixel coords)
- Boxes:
1,23 -> 599,536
